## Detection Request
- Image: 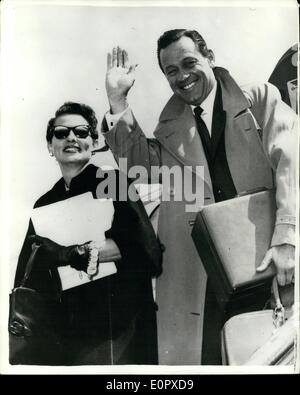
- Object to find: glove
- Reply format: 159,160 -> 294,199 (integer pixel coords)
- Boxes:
28,235 -> 90,272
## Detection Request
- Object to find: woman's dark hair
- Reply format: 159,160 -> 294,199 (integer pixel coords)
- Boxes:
157,29 -> 215,72
46,102 -> 98,142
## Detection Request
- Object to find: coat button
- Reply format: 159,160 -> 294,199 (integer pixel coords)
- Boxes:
160,243 -> 166,252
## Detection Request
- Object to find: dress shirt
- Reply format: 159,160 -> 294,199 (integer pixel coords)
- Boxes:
105,106 -> 129,130
191,81 -> 217,136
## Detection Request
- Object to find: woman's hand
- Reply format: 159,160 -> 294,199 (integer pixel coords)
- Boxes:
28,235 -> 90,272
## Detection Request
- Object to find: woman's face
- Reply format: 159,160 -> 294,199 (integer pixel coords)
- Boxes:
48,114 -> 97,166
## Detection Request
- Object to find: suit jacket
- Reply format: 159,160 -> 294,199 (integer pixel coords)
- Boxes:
103,67 -> 297,365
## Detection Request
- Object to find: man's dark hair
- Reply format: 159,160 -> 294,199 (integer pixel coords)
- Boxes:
157,29 -> 215,72
46,102 -> 98,142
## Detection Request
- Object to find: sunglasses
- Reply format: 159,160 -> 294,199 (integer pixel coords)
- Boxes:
52,125 -> 92,140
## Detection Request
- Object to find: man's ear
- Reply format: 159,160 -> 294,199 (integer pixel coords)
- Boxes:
92,139 -> 99,149
208,50 -> 215,67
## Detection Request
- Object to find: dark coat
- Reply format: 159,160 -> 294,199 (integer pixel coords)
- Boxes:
14,164 -> 162,365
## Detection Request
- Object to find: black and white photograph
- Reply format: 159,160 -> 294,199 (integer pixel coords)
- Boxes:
0,0 -> 299,375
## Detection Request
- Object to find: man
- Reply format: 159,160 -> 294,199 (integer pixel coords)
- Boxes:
102,30 -> 296,365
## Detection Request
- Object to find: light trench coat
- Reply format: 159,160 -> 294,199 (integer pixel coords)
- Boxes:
103,67 -> 297,365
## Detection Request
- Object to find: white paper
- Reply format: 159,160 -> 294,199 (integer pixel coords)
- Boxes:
31,192 -> 117,290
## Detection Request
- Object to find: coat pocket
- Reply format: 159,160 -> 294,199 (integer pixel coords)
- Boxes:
234,110 -> 261,136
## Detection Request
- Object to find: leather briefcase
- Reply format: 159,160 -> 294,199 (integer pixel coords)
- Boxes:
191,189 -> 276,311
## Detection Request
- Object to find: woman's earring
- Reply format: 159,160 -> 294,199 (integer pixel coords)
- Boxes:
92,151 -> 95,156
50,152 -> 54,157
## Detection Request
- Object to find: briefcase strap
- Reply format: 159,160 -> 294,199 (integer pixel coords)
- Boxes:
235,187 -> 270,198
20,243 -> 40,287
272,277 -> 285,328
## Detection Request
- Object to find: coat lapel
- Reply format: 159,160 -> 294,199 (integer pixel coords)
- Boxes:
215,67 -> 250,116
214,68 -> 273,193
154,95 -> 212,188
210,69 -> 250,162
210,81 -> 226,160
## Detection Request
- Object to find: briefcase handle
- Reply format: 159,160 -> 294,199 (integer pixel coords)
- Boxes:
272,277 -> 286,328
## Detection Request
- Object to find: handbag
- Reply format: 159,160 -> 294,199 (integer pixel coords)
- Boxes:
9,243 -> 63,365
221,277 -> 296,365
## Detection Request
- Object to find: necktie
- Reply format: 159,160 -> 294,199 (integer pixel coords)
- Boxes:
194,106 -> 211,162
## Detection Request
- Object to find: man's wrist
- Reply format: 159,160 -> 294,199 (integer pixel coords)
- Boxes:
271,223 -> 295,247
109,95 -> 128,114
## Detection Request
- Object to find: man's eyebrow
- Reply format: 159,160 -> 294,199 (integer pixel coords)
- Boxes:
165,65 -> 177,72
182,56 -> 197,61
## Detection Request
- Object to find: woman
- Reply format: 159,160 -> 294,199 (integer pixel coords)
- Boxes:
13,102 -> 162,365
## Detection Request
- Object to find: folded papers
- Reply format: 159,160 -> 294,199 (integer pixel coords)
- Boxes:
31,192 -> 117,290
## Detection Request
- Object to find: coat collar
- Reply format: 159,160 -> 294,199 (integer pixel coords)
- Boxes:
52,163 -> 98,197
154,100 -> 213,187
214,67 -> 250,115
158,67 -> 250,123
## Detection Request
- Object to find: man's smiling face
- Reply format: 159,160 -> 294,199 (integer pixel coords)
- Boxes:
160,36 -> 216,105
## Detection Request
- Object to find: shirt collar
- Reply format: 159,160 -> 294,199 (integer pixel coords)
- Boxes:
191,81 -> 217,115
